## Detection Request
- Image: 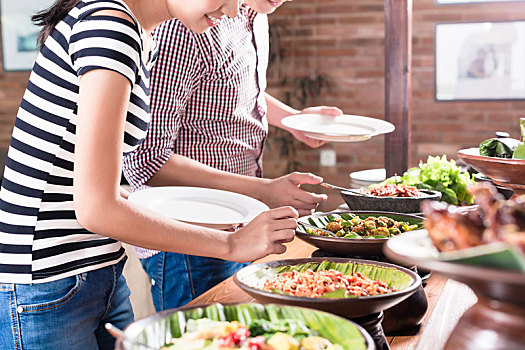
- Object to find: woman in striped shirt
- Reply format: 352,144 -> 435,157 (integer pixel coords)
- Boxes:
0,0 -> 299,348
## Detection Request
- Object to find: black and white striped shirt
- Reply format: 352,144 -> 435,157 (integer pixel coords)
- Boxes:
0,0 -> 154,283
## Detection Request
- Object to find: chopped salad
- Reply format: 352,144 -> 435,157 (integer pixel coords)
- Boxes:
161,318 -> 343,350
263,269 -> 396,298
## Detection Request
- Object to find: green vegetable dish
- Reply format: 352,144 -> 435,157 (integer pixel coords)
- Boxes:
304,213 -> 421,239
479,118 -> 525,160
161,318 -> 342,349
380,155 -> 475,205
135,304 -> 368,350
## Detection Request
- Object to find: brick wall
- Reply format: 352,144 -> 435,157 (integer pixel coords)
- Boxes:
0,1 -> 523,210
264,0 -> 525,210
0,70 -> 28,152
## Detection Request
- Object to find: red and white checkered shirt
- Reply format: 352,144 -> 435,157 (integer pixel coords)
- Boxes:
123,7 -> 269,258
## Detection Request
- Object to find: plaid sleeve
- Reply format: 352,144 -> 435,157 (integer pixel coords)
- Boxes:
122,19 -> 204,191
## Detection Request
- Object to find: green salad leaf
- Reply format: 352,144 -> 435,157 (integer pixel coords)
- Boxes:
512,118 -> 525,160
248,319 -> 312,339
381,155 -> 475,205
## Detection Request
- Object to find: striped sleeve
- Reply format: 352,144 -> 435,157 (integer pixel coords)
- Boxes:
69,15 -> 142,86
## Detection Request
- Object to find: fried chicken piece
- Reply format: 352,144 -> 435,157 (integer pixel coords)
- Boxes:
497,194 -> 525,254
422,201 -> 484,252
469,183 -> 505,242
423,182 -> 525,254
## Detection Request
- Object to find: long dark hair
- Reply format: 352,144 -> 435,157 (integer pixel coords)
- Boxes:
32,0 -> 82,49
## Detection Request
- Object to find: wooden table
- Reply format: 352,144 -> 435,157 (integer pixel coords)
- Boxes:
187,239 -> 477,350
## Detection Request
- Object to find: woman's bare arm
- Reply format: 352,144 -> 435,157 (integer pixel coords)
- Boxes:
73,68 -> 297,262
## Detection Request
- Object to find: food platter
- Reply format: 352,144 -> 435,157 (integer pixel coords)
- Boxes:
233,258 -> 420,349
384,230 -> 525,349
458,147 -> 525,196
296,211 -> 424,256
281,114 -> 395,142
128,186 -> 269,229
116,303 -> 374,350
233,257 -> 420,319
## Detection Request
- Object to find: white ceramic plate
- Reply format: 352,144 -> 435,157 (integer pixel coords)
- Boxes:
349,168 -> 386,182
281,114 -> 395,142
129,187 -> 269,229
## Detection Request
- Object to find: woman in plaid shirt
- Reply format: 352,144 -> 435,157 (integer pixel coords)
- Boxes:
123,0 -> 342,311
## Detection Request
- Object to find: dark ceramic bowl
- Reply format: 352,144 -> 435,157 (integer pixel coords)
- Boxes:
116,303 -> 375,350
233,257 -> 421,319
296,211 -> 424,256
341,189 -> 442,213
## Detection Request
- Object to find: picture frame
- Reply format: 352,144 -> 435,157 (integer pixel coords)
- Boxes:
0,0 -> 53,71
436,0 -> 524,5
435,20 -> 525,101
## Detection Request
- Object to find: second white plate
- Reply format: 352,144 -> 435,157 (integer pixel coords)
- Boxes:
281,114 -> 395,142
129,187 -> 269,229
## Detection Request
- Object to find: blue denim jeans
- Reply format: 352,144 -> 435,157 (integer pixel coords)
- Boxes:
0,258 -> 134,350
140,252 -> 248,311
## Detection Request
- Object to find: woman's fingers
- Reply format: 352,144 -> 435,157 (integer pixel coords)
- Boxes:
269,218 -> 297,231
271,243 -> 287,255
272,228 -> 296,242
292,190 -> 327,206
297,208 -> 315,217
267,206 -> 299,220
287,172 -> 323,186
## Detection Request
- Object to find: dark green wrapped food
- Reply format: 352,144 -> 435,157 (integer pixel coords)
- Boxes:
479,137 -> 520,158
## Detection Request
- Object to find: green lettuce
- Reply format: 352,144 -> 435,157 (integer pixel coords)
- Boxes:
381,155 -> 475,205
512,118 -> 525,160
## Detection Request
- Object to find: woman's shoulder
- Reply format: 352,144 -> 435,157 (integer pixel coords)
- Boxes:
75,0 -> 138,28
71,1 -> 142,44
83,9 -> 134,24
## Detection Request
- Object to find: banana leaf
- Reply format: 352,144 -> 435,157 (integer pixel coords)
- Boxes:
252,261 -> 414,293
129,303 -> 369,350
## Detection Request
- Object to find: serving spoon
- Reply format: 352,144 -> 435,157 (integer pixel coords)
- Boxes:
105,323 -> 160,350
298,220 -> 339,238
320,182 -> 377,198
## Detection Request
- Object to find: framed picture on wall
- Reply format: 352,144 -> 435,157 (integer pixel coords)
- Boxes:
435,21 -> 525,101
0,0 -> 53,71
436,0 -> 524,4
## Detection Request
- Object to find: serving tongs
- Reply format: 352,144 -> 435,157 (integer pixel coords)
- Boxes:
298,220 -> 339,238
320,182 -> 377,198
105,323 -> 160,350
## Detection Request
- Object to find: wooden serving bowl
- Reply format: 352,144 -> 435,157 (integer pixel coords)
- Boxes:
384,230 -> 525,349
457,148 -> 525,197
